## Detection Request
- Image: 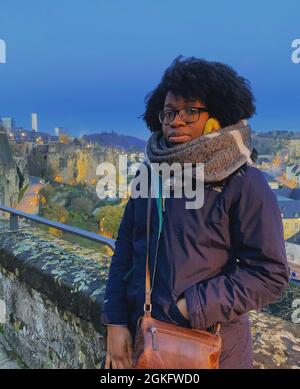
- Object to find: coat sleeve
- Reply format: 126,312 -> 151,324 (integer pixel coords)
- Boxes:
101,197 -> 135,326
184,168 -> 289,329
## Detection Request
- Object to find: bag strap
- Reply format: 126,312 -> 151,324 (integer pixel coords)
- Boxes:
143,167 -> 221,335
144,180 -> 154,317
144,165 -> 164,317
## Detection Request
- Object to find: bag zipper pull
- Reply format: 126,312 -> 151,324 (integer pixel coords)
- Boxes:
162,196 -> 165,212
213,323 -> 221,336
149,327 -> 159,351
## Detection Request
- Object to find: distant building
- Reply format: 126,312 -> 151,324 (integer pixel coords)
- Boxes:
256,160 -> 271,170
272,186 -> 300,282
59,134 -> 70,144
276,196 -> 300,240
0,117 -> 15,130
262,171 -> 281,189
36,144 -> 49,155
272,188 -> 300,237
286,231 -> 300,283
288,139 -> 300,158
55,127 -> 64,136
273,187 -> 300,201
263,166 -> 298,189
286,163 -> 300,179
10,141 -> 33,156
276,172 -> 298,189
31,113 -> 38,132
285,164 -> 300,188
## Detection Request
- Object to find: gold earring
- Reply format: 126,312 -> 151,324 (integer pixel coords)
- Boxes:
203,118 -> 221,135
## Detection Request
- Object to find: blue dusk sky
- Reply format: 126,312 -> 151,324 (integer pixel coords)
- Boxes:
0,0 -> 299,140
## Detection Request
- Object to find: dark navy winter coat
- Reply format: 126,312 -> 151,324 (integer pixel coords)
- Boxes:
101,163 -> 289,368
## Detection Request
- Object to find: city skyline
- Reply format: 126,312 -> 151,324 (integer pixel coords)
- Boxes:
0,0 -> 300,139
2,111 -> 300,142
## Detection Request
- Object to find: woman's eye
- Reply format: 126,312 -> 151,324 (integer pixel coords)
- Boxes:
184,109 -> 197,115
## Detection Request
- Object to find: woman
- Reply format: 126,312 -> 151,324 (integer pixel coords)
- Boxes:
101,56 -> 289,369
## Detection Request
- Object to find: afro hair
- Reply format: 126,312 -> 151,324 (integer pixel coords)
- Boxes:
143,56 -> 256,132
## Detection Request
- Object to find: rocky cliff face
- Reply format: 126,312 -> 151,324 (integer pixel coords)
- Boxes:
46,142 -> 122,185
0,135 -> 125,210
0,131 -> 19,208
0,130 -> 29,209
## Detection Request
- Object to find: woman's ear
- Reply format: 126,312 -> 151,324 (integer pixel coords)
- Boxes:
203,118 -> 221,135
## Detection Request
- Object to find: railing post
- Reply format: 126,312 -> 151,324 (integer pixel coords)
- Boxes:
10,213 -> 19,230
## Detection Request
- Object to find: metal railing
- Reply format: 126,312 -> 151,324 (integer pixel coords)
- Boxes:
0,205 -> 115,251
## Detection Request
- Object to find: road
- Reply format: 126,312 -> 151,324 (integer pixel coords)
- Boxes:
16,176 -> 44,214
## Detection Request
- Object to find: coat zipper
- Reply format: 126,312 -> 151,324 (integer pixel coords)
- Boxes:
150,195 -> 164,293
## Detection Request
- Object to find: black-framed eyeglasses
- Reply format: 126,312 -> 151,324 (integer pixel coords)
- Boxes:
158,107 -> 208,125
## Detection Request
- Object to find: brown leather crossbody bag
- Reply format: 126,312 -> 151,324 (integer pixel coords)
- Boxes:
132,183 -> 222,369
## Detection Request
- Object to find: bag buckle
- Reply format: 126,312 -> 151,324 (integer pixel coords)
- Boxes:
144,303 -> 152,314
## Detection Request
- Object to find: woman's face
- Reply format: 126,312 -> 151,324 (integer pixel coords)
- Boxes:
161,92 -> 209,146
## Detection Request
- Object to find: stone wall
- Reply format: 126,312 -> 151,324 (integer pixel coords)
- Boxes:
0,270 -> 105,368
0,218 -> 299,369
0,219 -> 110,368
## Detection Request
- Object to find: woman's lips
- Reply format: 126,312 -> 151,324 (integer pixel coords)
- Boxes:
168,133 -> 191,143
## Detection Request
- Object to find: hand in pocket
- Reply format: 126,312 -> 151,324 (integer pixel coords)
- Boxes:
176,297 -> 189,320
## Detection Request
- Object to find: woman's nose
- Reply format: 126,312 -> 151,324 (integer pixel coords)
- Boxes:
170,112 -> 185,127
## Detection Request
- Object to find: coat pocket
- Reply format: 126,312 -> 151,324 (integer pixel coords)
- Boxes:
167,301 -> 191,328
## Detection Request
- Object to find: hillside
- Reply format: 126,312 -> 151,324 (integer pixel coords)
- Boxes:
252,130 -> 300,155
82,129 -> 299,154
82,131 -> 146,152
